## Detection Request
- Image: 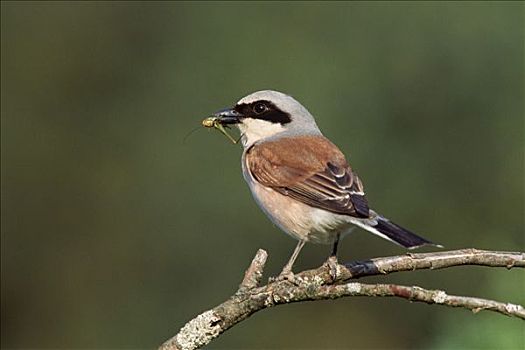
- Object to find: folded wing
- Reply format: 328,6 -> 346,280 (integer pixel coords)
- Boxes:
246,135 -> 370,218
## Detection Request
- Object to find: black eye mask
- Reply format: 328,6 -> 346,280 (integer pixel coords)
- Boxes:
234,100 -> 292,125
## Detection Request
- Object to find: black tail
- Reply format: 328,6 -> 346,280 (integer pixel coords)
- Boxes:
372,217 -> 441,249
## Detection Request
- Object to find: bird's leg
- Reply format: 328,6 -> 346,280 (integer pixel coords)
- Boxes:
330,232 -> 340,257
326,232 -> 341,281
274,240 -> 306,281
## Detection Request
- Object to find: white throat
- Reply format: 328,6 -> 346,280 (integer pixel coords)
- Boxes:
237,119 -> 285,148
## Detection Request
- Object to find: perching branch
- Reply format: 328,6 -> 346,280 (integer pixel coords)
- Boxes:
159,249 -> 525,350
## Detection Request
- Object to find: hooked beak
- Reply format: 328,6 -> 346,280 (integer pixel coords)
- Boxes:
213,108 -> 242,125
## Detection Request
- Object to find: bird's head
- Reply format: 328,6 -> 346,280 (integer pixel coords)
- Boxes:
213,90 -> 322,147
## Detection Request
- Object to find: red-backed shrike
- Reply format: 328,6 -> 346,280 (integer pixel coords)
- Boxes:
209,90 -> 439,278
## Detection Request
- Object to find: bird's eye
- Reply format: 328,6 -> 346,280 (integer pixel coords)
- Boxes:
253,102 -> 268,114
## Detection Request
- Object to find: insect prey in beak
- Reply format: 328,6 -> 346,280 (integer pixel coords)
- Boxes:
201,116 -> 241,144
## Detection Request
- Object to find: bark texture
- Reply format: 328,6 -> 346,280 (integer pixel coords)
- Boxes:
159,249 -> 525,350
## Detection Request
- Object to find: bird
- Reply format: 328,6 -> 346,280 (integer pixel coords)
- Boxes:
208,90 -> 440,279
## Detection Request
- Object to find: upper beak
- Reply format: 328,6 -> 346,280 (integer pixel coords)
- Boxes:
213,108 -> 242,125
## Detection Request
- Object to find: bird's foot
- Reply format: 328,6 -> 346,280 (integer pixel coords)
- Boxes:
269,268 -> 296,284
324,255 -> 341,282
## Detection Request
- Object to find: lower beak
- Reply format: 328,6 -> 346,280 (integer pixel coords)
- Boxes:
213,108 -> 242,125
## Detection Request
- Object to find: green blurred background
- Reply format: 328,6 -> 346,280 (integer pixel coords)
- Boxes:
1,1 -> 524,349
